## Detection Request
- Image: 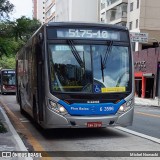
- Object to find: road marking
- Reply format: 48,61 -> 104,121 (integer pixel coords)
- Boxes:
135,111 -> 160,118
116,127 -> 160,144
0,100 -> 52,160
19,118 -> 30,123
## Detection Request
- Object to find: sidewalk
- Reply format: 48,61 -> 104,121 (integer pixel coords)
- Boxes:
0,106 -> 32,160
135,97 -> 160,107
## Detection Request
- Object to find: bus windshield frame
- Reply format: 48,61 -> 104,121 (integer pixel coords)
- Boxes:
47,39 -> 132,94
1,70 -> 16,86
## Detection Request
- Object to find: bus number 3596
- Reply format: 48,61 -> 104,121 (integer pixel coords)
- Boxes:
100,107 -> 114,112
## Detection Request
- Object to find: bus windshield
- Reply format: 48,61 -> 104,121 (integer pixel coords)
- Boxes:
48,43 -> 130,93
2,71 -> 16,86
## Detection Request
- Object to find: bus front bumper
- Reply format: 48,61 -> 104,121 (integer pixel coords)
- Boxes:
42,106 -> 134,128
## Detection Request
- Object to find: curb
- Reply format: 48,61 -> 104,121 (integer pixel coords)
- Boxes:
116,126 -> 160,144
135,98 -> 160,107
0,106 -> 33,160
135,103 -> 160,107
0,106 -> 28,151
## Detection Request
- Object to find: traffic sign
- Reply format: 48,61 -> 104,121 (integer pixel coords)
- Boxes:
130,32 -> 148,43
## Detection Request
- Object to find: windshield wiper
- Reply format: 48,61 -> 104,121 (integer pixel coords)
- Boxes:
101,41 -> 113,82
67,40 -> 85,69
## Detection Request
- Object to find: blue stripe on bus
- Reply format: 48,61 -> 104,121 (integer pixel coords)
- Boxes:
58,99 -> 126,116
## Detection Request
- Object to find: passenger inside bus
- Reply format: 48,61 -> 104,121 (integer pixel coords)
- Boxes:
3,77 -> 9,85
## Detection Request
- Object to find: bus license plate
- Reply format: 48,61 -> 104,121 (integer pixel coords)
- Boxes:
87,122 -> 102,128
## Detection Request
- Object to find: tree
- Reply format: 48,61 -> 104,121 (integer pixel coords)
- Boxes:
0,55 -> 16,69
0,16 -> 41,59
0,0 -> 14,20
0,0 -> 14,58
0,21 -> 21,57
0,2 -> 41,69
11,16 -> 41,42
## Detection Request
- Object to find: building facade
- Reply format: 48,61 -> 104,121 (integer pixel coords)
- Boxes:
33,0 -> 45,24
33,0 -> 37,19
100,0 -> 128,26
44,0 -> 100,23
100,0 -> 160,51
134,47 -> 160,99
57,0 -> 99,22
45,0 -> 56,23
127,0 -> 160,51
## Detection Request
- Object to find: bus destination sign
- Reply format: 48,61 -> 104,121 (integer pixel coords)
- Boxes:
57,29 -> 120,40
47,28 -> 128,41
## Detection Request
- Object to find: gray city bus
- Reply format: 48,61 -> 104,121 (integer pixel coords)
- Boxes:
16,22 -> 134,128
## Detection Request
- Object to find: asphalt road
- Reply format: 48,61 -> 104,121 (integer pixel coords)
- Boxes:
3,95 -> 159,139
1,95 -> 160,160
127,104 -> 160,139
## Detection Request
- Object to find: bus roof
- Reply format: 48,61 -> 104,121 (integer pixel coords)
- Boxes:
46,22 -> 128,31
0,69 -> 15,71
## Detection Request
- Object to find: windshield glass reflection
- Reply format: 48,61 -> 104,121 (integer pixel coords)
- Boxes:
49,44 -> 92,92
49,44 -> 130,93
93,45 -> 129,89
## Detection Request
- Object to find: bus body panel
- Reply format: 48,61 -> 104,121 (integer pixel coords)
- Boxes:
39,101 -> 134,129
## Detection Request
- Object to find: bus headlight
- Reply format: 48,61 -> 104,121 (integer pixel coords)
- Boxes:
118,99 -> 133,113
49,100 -> 68,115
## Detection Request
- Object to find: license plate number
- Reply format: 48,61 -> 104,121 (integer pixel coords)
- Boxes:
87,122 -> 102,128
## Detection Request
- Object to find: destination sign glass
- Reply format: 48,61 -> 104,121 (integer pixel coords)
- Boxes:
3,71 -> 15,74
47,28 -> 128,41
